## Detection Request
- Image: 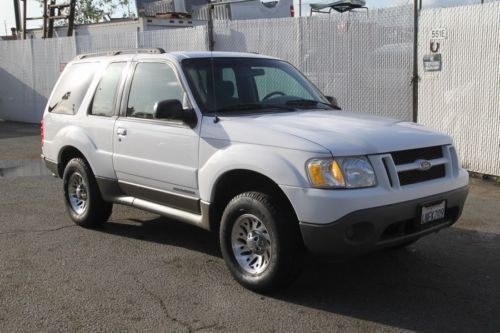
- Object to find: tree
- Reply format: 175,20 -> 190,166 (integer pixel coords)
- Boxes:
75,0 -> 134,24
38,0 -> 134,25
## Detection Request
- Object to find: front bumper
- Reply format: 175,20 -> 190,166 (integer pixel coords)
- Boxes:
299,186 -> 469,257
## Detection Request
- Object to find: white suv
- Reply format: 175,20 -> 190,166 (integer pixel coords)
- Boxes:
41,49 -> 469,292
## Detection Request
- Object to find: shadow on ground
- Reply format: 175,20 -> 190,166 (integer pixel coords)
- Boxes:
0,121 -> 39,140
102,217 -> 222,258
101,215 -> 499,333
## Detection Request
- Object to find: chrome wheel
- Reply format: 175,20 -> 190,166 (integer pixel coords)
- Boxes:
231,214 -> 272,275
67,172 -> 88,215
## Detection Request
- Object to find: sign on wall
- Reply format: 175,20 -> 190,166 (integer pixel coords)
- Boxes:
423,54 -> 442,72
430,28 -> 448,40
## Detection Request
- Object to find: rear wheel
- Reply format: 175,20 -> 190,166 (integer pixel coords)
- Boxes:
63,158 -> 112,227
220,191 -> 303,293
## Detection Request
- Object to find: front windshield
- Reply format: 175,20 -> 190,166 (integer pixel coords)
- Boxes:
181,57 -> 331,113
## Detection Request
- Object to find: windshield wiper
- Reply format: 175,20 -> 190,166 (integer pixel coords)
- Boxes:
214,103 -> 296,113
286,99 -> 340,110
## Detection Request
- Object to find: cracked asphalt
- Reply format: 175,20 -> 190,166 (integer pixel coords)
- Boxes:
0,121 -> 499,332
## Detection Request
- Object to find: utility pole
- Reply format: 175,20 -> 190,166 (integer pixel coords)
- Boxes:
412,0 -> 419,122
207,0 -> 257,51
22,0 -> 27,39
13,0 -> 21,32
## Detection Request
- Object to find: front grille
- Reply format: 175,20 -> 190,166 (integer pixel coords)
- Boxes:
388,146 -> 446,186
391,146 -> 443,165
398,165 -> 446,186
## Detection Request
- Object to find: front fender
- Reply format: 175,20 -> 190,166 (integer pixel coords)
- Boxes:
198,138 -> 330,202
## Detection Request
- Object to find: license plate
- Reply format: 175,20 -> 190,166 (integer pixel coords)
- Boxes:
421,200 -> 446,224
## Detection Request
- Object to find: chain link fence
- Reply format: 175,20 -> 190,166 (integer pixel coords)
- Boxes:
0,4 -> 498,175
213,5 -> 414,120
0,26 -> 208,123
418,2 -> 500,176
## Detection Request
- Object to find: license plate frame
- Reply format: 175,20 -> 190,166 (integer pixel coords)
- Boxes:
420,200 -> 446,225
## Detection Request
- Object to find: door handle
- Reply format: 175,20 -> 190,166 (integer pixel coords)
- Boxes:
116,127 -> 127,136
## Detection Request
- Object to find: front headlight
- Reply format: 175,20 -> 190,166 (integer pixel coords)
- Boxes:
306,157 -> 376,189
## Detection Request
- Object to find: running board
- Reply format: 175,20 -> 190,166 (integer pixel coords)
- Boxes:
113,196 -> 211,231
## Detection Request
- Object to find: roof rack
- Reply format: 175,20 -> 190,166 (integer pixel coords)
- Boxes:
76,48 -> 166,60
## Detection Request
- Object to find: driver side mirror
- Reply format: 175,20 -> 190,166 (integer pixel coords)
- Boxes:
325,96 -> 342,110
153,99 -> 197,128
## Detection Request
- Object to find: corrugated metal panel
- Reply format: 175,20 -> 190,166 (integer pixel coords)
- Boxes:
418,2 -> 500,176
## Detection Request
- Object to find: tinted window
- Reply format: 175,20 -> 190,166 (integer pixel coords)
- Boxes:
127,63 -> 187,119
90,62 -> 126,117
48,62 -> 98,115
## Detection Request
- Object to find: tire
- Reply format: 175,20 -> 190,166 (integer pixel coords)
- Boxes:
63,157 -> 112,228
220,191 -> 303,293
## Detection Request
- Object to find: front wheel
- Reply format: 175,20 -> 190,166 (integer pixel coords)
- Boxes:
220,192 -> 303,293
63,158 -> 112,228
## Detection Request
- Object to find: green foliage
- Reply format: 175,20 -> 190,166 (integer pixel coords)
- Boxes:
38,0 -> 134,24
75,0 -> 132,24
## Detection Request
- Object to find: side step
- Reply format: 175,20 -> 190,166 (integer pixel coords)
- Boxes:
113,196 -> 211,231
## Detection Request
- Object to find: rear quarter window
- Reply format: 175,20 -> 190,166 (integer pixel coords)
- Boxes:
48,62 -> 98,115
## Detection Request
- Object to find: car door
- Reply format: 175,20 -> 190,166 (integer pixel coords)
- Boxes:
112,60 -> 201,213
84,61 -> 129,179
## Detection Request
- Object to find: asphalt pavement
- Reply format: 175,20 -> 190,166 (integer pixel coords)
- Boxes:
0,121 -> 499,332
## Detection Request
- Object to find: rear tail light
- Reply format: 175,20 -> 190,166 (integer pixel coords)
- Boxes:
290,5 -> 295,17
40,120 -> 44,147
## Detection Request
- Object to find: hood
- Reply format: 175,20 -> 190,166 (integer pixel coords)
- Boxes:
201,111 -> 452,156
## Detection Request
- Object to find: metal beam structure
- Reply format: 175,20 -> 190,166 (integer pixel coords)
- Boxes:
13,0 -> 21,32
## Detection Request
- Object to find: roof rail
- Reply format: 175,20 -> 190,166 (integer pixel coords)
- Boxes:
76,48 -> 166,60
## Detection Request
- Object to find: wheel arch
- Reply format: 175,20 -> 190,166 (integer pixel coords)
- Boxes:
57,146 -> 89,178
207,169 -> 299,232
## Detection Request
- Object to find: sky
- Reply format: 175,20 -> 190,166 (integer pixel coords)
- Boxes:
0,0 -> 490,35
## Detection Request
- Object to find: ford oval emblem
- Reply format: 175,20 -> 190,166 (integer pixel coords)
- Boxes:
417,159 -> 432,171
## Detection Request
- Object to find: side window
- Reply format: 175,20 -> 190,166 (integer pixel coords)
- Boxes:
127,62 -> 187,119
48,62 -> 98,115
89,62 -> 126,117
253,67 -> 313,101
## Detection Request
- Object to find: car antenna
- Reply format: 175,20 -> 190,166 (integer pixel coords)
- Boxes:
210,51 -> 220,123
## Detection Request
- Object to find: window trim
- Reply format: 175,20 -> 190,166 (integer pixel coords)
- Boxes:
120,60 -> 196,128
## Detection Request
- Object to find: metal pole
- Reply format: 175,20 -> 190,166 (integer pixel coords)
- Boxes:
299,0 -> 301,17
48,0 -> 55,38
22,0 -> 26,39
412,0 -> 419,123
208,4 -> 214,51
42,0 -> 47,38
13,0 -> 21,32
67,0 -> 76,36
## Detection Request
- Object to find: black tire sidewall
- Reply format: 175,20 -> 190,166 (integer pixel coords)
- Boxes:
220,193 -> 291,292
62,158 -> 109,227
